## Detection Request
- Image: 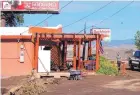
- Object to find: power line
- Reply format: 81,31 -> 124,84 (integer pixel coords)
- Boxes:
23,1 -> 113,34
63,1 -> 114,29
21,0 -> 111,34
25,0 -> 74,28
77,25 -> 99,34
20,0 -> 73,35
60,0 -> 73,11
77,0 -> 134,34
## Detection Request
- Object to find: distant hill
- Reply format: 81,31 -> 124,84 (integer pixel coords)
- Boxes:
103,39 -> 135,47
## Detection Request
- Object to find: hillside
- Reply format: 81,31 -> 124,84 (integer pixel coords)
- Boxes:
103,39 -> 134,47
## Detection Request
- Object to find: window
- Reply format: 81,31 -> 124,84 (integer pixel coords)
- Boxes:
134,51 -> 140,58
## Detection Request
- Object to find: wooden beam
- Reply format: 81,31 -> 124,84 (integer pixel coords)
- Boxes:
58,43 -> 61,67
64,41 -> 67,68
62,42 -> 65,66
1,35 -> 31,39
96,35 -> 100,71
73,42 -> 77,70
88,41 -> 92,57
90,41 -> 92,56
32,42 -> 35,69
82,41 -> 86,69
0,34 -> 102,42
78,40 -> 81,69
39,34 -> 96,39
34,35 -> 39,71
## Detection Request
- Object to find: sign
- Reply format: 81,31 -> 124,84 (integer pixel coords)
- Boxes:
90,28 -> 111,42
1,0 -> 59,14
20,44 -> 24,63
2,2 -> 11,9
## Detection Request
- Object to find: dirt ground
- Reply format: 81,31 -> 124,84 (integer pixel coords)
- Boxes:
41,74 -> 140,95
1,68 -> 140,95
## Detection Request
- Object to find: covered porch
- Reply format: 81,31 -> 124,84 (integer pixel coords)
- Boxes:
30,27 -> 106,72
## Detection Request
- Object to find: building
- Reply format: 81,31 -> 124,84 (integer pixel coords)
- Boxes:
0,25 -> 105,77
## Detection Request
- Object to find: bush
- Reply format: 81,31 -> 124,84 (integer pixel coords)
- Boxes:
96,56 -> 118,76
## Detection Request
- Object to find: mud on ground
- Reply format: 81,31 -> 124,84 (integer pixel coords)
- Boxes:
1,75 -> 61,95
1,68 -> 140,95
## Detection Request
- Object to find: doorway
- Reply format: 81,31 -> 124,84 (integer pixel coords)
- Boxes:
38,46 -> 51,73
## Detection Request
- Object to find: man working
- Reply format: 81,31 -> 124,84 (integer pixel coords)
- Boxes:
116,52 -> 121,71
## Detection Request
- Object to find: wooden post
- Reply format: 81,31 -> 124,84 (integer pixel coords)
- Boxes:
62,41 -> 66,67
121,61 -> 126,75
32,42 -> 35,69
31,34 -> 35,70
64,41 -> 67,68
78,40 -> 81,69
80,41 -> 84,69
82,41 -> 86,69
96,35 -> 100,71
59,42 -> 62,67
34,34 -> 39,71
73,42 -> 77,70
88,41 -> 92,57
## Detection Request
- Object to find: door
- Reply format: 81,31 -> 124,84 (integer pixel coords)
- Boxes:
38,46 -> 51,73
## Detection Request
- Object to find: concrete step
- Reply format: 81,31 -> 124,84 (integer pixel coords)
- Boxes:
37,72 -> 70,78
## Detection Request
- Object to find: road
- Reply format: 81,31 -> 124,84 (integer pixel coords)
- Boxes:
41,69 -> 140,95
1,68 -> 140,95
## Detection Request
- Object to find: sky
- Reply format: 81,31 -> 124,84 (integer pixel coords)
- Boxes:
22,1 -> 140,40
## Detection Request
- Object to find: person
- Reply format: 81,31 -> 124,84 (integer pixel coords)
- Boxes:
116,52 -> 121,71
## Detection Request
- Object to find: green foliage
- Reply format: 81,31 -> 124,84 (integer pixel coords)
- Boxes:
96,56 -> 118,76
135,31 -> 140,50
2,12 -> 24,27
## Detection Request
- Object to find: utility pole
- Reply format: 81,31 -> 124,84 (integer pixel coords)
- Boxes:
84,22 -> 86,34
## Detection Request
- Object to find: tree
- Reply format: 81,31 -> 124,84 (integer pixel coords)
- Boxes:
1,12 -> 24,27
135,31 -> 140,50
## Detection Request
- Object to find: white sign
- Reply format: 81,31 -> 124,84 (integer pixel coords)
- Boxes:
91,28 -> 111,42
3,2 -> 11,9
20,50 -> 24,63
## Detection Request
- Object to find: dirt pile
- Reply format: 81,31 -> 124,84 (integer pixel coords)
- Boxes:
4,77 -> 60,95
14,79 -> 46,95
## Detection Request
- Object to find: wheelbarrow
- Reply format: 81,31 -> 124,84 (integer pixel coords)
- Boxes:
68,69 -> 82,80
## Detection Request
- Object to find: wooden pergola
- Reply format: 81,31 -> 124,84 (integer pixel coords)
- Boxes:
1,26 -> 107,72
31,33 -> 105,71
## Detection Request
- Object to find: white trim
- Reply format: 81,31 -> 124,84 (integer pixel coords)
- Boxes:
0,27 -> 31,35
0,25 -> 62,35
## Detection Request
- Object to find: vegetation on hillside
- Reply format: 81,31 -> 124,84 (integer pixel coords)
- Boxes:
135,31 -> 140,50
97,56 -> 119,76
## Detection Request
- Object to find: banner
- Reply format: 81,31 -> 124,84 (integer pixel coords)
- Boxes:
91,28 -> 111,42
1,0 -> 59,14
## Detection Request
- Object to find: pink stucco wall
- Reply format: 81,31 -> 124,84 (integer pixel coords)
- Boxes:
1,42 -> 34,77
